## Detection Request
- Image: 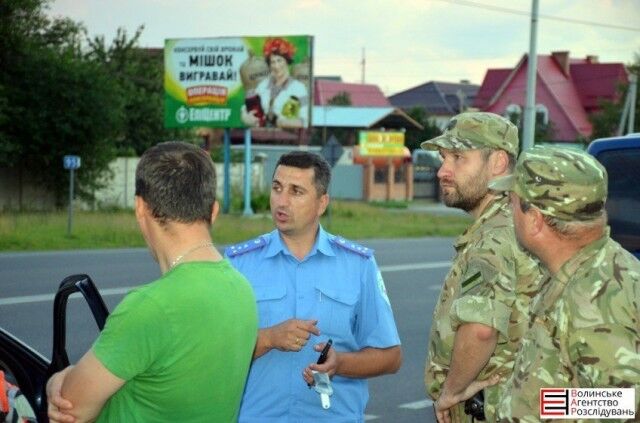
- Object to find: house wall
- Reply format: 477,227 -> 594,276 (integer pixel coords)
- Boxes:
232,144 -> 362,200
1,145 -> 366,211
362,161 -> 413,202
92,157 -> 265,209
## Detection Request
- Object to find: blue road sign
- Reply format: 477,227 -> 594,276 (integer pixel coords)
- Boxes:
63,155 -> 81,170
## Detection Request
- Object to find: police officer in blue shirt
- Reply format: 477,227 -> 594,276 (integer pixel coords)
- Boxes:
227,151 -> 402,422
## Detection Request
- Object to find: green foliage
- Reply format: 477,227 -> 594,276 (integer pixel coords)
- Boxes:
404,107 -> 442,151
227,186 -> 271,213
250,190 -> 270,212
327,91 -> 352,106
369,200 -> 409,209
506,110 -> 556,144
0,0 -> 122,207
590,51 -> 640,138
85,27 -> 195,156
0,1 -> 200,209
0,201 -> 472,251
210,147 -> 254,163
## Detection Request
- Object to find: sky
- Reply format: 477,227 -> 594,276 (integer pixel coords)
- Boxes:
47,0 -> 640,95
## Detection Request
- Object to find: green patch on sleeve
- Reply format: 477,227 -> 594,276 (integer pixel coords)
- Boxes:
461,271 -> 482,294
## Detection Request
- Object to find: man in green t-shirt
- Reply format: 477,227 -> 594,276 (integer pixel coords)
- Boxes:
46,142 -> 258,423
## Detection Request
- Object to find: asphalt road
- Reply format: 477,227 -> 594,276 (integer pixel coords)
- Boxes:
0,237 -> 455,422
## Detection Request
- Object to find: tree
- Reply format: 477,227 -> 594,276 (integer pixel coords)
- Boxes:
86,27 -> 192,156
404,107 -> 442,152
0,0 -> 122,207
590,51 -> 640,139
327,91 -> 352,106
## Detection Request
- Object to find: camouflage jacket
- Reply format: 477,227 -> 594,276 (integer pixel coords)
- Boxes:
497,231 -> 640,422
425,194 -> 544,421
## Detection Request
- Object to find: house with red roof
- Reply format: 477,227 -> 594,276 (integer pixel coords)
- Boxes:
314,78 -> 390,106
474,51 -> 628,142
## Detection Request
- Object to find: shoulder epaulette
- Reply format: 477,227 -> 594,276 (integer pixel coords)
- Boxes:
225,236 -> 266,258
330,236 -> 373,258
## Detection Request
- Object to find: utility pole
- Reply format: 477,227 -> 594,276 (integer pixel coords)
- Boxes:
522,0 -> 539,151
627,74 -> 637,134
361,48 -> 366,83
616,74 -> 638,136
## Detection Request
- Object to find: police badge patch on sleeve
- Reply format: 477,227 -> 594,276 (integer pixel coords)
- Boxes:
377,271 -> 390,305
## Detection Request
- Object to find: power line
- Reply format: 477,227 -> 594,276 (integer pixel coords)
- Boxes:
434,0 -> 640,32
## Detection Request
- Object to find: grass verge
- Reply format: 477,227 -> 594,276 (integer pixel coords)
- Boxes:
0,201 -> 470,251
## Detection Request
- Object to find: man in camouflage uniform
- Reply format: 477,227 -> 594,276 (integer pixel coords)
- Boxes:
422,112 -> 544,422
490,146 -> 640,422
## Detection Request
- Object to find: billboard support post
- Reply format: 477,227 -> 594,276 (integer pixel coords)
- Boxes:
243,129 -> 254,216
223,129 -> 231,214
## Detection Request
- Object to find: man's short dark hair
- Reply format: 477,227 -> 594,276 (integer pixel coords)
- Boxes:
274,151 -> 331,196
135,141 -> 216,225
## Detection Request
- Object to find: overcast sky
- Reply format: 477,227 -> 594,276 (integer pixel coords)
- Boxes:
47,0 -> 640,95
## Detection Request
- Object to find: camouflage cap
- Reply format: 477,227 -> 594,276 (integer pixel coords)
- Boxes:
420,112 -> 519,156
489,146 -> 608,221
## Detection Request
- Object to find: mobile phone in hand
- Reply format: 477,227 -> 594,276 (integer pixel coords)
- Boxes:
316,339 -> 333,365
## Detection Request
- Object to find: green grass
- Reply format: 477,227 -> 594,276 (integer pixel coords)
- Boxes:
0,201 -> 471,251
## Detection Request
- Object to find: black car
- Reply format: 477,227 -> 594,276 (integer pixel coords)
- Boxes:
0,275 -> 109,422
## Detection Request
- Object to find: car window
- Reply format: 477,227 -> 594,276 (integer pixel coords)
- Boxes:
595,148 -> 640,254
0,367 -> 37,422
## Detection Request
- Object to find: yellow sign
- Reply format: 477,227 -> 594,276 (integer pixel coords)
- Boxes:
358,131 -> 405,156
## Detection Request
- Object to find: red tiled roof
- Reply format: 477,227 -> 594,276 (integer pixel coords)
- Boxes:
314,80 -> 390,107
571,63 -> 628,112
475,52 -> 627,140
473,69 -> 511,109
536,55 -> 592,137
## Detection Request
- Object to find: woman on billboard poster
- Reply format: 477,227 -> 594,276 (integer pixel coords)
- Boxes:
241,37 -> 309,129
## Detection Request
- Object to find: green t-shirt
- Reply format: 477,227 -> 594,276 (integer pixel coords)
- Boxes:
93,260 -> 258,423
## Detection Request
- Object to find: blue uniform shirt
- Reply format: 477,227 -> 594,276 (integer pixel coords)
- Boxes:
226,227 -> 401,423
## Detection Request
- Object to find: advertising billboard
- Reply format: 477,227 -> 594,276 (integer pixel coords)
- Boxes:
358,131 -> 406,156
165,35 -> 313,129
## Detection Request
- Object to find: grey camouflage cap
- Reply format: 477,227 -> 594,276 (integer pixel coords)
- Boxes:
489,146 -> 608,221
420,112 -> 519,156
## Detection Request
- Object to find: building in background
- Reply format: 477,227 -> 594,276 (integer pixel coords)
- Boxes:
474,51 -> 628,142
388,81 -> 480,129
315,78 -> 391,106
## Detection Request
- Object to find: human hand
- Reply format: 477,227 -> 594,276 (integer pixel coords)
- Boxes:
46,367 -> 76,423
434,375 -> 500,423
265,319 -> 320,352
302,341 -> 338,386
240,107 -> 259,126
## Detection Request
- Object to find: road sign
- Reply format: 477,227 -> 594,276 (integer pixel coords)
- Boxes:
320,135 -> 343,167
63,155 -> 81,170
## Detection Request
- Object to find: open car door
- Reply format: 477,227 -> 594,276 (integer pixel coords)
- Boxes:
0,275 -> 109,422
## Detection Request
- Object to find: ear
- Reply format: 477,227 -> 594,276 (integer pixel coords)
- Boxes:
210,200 -> 220,226
528,207 -> 545,237
318,193 -> 329,217
489,150 -> 510,177
134,196 -> 146,222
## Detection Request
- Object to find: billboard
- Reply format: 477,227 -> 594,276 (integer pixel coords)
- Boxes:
358,131 -> 405,156
165,35 -> 313,129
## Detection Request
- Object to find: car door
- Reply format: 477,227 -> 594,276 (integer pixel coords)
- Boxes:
0,274 -> 109,422
588,135 -> 640,258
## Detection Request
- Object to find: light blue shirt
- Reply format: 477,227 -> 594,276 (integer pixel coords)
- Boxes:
226,226 -> 401,423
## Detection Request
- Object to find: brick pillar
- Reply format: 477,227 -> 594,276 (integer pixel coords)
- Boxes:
406,163 -> 414,200
386,157 -> 394,201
